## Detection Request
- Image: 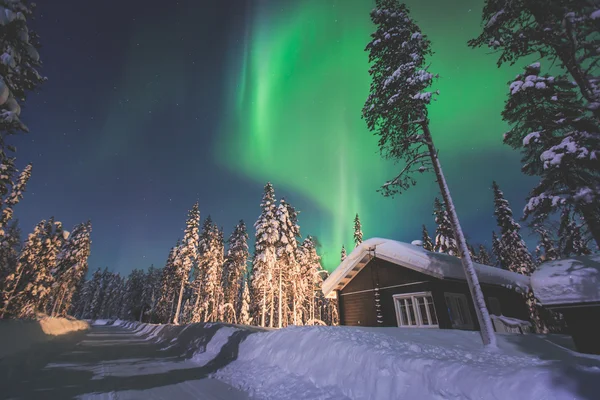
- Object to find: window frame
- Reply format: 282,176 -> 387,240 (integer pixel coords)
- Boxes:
444,292 -> 475,330
392,291 -> 439,329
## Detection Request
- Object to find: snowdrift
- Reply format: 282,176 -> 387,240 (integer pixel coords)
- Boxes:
113,320 -> 600,400
215,326 -> 600,400
0,315 -> 89,358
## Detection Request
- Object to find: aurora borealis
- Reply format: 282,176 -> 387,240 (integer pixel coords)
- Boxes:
15,0 -> 538,274
218,0 -> 535,269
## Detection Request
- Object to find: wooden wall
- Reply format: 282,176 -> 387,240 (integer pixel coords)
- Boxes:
338,257 -> 530,330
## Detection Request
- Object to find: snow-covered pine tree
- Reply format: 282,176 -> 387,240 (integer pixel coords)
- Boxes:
492,181 -> 546,332
222,220 -> 249,324
0,1 -> 44,143
285,200 -> 303,326
173,202 -> 200,325
193,216 -> 222,322
0,163 -> 31,240
432,198 -> 458,256
499,61 -> 600,247
156,240 -> 180,324
14,218 -> 65,318
121,269 -> 147,321
191,217 -> 212,322
275,198 -> 298,327
0,220 -> 20,283
353,214 -> 363,247
477,244 -> 493,266
239,277 -> 252,325
1,219 -> 42,318
362,1 -> 496,346
340,245 -> 347,261
534,225 -> 560,264
251,182 -> 279,327
421,225 -> 434,251
492,181 -> 535,275
81,268 -> 102,319
491,230 -> 506,268
558,207 -> 592,257
470,0 -> 600,118
49,221 -> 91,317
142,265 -> 162,323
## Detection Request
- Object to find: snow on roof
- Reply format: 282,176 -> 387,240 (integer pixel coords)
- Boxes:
531,254 -> 600,306
322,238 -> 530,298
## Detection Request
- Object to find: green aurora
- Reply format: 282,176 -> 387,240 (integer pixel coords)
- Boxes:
217,0 -> 536,271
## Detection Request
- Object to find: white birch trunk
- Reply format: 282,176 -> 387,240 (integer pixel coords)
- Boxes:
422,123 -> 496,347
173,280 -> 185,325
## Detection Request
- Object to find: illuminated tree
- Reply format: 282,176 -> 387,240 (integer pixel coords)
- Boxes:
251,182 -> 278,327
173,203 -> 200,324
363,0 -> 496,346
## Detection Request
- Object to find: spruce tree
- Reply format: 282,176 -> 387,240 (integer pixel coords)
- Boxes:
50,221 -> 92,317
492,181 -> 534,275
0,220 -> 21,284
558,207 -> 592,257
353,213 -> 363,247
222,220 -> 249,323
432,198 -> 458,256
498,62 -> 600,247
470,0 -> 600,117
275,198 -> 299,327
477,245 -> 493,266
239,278 -> 252,325
156,240 -> 180,323
534,226 -> 560,264
340,245 -> 347,261
492,182 -> 546,332
421,225 -> 434,251
251,182 -> 278,327
363,1 -> 496,346
173,202 -> 200,324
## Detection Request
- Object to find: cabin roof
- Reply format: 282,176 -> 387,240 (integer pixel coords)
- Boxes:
322,238 -> 531,298
531,254 -> 600,306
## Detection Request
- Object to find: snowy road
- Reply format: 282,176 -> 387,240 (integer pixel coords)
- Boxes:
0,325 -> 251,400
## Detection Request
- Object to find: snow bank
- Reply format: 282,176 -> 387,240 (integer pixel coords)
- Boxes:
531,254 -> 600,306
214,326 -> 600,400
0,316 -> 89,358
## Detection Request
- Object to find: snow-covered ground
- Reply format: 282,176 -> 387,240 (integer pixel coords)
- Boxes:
2,320 -> 599,399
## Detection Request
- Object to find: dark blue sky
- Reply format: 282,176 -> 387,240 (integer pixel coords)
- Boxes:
11,0 -> 541,276
14,0 -> 270,275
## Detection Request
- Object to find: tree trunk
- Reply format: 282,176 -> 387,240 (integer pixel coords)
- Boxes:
269,283 -> 274,328
173,280 -> 185,325
422,123 -> 497,347
261,285 -> 266,327
278,267 -> 283,329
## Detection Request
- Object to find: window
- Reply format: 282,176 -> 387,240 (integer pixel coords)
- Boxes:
393,292 -> 438,328
444,293 -> 474,330
487,297 -> 502,316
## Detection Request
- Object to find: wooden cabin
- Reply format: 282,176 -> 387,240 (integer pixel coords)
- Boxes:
322,238 -> 531,332
531,254 -> 600,355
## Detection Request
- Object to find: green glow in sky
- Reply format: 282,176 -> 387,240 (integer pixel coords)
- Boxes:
217,0 -> 533,271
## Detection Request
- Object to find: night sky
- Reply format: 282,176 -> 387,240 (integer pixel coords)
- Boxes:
14,0 -> 538,274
